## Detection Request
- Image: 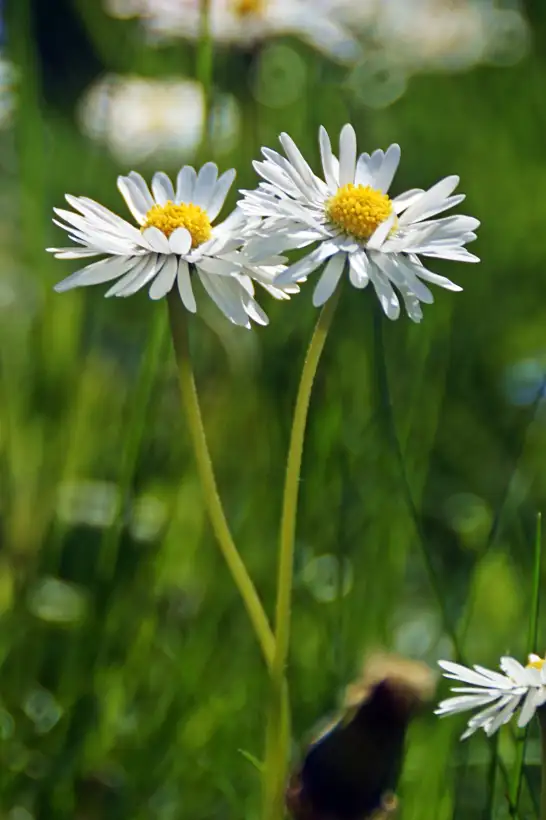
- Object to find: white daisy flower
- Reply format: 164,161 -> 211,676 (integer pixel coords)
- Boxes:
106,0 -> 362,64
435,655 -> 546,739
240,123 -> 480,322
48,163 -> 287,328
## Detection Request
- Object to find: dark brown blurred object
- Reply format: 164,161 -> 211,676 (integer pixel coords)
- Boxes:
286,653 -> 435,820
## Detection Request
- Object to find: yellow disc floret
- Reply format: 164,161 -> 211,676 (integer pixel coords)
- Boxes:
232,0 -> 265,16
326,183 -> 393,241
142,201 -> 212,248
527,654 -> 545,671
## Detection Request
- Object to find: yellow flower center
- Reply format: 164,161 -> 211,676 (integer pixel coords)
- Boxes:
527,654 -> 546,670
142,201 -> 212,248
326,183 -> 393,241
231,0 -> 265,16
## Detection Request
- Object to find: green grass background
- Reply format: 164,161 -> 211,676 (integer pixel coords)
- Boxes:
1,0 -> 546,818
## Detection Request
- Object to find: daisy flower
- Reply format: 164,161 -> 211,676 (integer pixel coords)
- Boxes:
435,654 -> 546,739
240,123 -> 479,322
106,0 -> 362,64
48,163 -> 288,328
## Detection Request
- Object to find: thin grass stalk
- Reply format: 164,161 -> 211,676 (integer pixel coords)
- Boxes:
97,310 -> 167,580
372,305 -> 463,659
509,513 -> 543,815
263,287 -> 341,820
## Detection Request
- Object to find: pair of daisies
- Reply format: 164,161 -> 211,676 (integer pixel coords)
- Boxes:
49,123 -> 479,329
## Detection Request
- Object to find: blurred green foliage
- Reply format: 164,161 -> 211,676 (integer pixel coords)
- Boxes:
1,0 -> 546,818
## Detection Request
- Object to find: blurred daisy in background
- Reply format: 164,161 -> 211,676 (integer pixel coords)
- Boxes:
435,655 -> 546,738
370,0 -> 530,75
48,163 -> 292,328
105,0 -> 363,63
78,74 -> 240,163
240,123 -> 479,321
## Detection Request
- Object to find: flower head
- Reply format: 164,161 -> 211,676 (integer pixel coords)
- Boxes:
48,163 -> 291,328
240,123 -> 479,322
106,0 -> 362,63
435,655 -> 546,739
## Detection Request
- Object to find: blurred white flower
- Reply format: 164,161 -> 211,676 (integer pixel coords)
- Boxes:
435,655 -> 546,739
78,74 -> 240,163
48,163 -> 293,327
369,0 -> 529,74
240,123 -> 479,321
105,0 -> 363,63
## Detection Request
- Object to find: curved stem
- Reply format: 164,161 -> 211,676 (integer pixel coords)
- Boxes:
167,293 -> 275,667
264,288 -> 341,820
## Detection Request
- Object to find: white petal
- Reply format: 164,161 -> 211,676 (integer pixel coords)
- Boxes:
177,259 -> 196,312
367,214 -> 396,250
354,154 -> 373,187
197,256 -> 238,276
440,660 -> 511,689
279,132 -> 318,189
152,171 -> 175,205
127,172 -> 154,209
369,265 -> 400,320
176,166 -> 197,203
112,254 -> 162,296
373,253 -> 434,304
319,125 -> 339,190
54,255 -> 135,292
348,252 -> 370,289
169,227 -> 192,255
407,257 -> 462,292
197,269 -> 250,327
486,696 -> 520,735
435,693 -> 500,715
517,687 -> 541,728
141,226 -> 171,255
149,254 -> 178,299
193,162 -> 218,209
392,188 -> 425,214
105,255 -> 152,297
117,177 -> 150,225
399,176 -> 460,225
312,253 -> 345,307
207,169 -> 236,221
500,657 -> 529,686
275,242 -> 339,285
373,144 -> 401,194
338,123 -> 357,186
419,247 -> 479,264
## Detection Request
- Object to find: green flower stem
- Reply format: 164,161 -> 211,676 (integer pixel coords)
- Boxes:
167,292 -> 275,667
263,287 -> 341,820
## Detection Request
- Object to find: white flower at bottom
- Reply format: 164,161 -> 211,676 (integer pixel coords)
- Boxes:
240,123 -> 480,322
48,163 -> 286,329
435,655 -> 546,739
